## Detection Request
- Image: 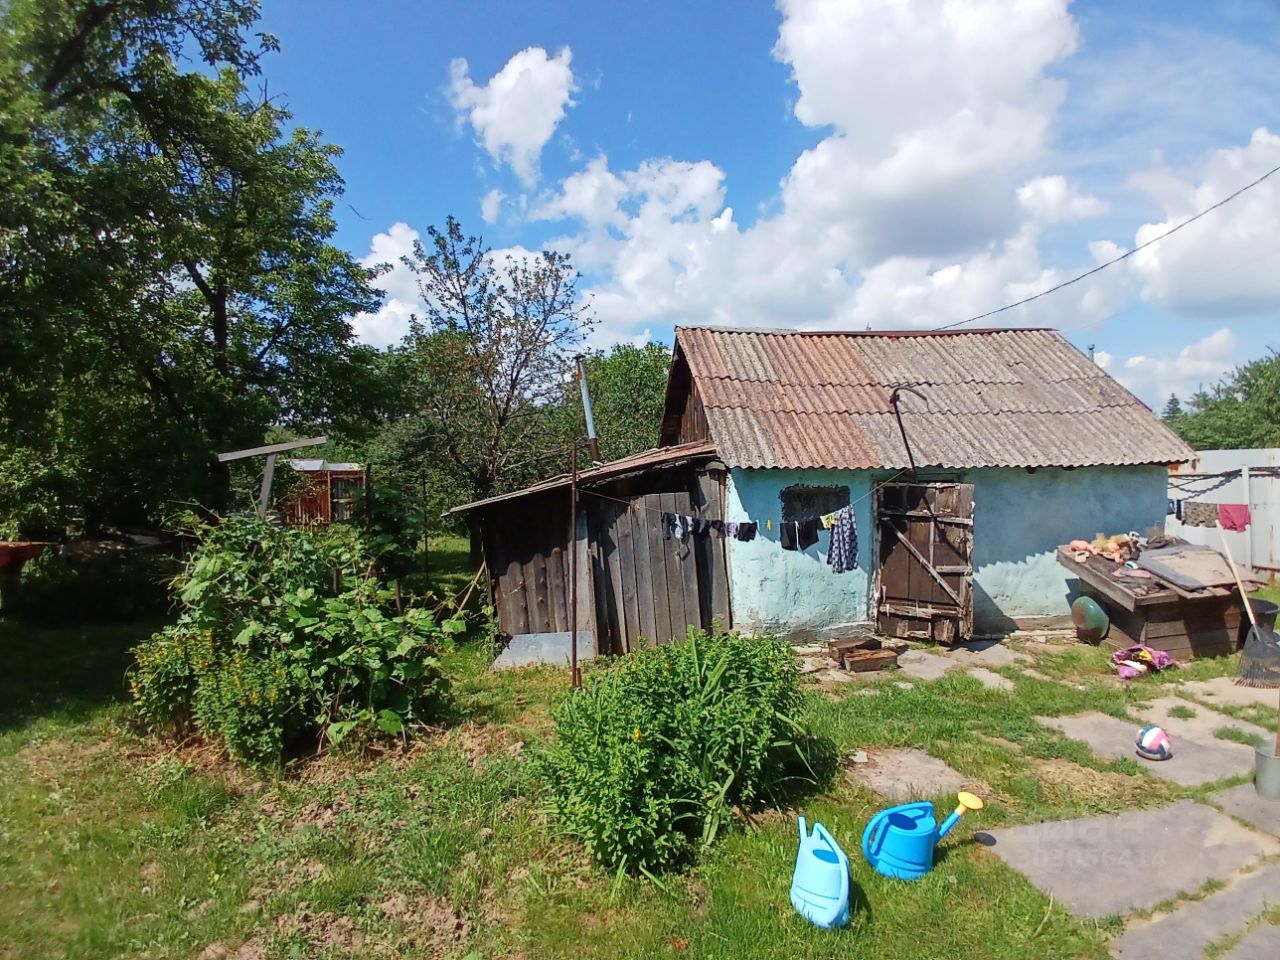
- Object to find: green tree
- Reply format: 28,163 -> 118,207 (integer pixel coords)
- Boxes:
560,342 -> 672,462
1170,351 -> 1280,450
0,0 -> 381,536
1161,394 -> 1184,421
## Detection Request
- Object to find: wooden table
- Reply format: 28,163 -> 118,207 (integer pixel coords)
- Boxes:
1056,546 -> 1247,659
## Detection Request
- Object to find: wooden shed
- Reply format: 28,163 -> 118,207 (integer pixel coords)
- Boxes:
450,442 -> 731,655
282,459 -> 366,526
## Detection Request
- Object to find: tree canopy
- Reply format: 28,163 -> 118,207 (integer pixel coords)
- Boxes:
0,0 -> 382,536
1166,350 -> 1280,450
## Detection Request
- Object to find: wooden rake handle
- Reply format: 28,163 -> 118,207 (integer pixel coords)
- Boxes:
1215,520 -> 1258,630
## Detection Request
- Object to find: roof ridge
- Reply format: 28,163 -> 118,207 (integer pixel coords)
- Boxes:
676,325 -> 1059,337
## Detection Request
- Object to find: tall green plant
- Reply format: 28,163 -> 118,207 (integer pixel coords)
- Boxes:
130,515 -> 459,765
538,630 -> 830,875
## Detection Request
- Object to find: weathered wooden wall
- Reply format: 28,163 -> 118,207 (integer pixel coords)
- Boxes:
477,463 -> 730,653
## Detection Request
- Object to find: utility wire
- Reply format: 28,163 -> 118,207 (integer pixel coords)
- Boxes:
937,160 -> 1280,331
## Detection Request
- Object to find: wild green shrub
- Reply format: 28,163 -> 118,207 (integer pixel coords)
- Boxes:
539,629 -> 828,875
129,515 -> 460,765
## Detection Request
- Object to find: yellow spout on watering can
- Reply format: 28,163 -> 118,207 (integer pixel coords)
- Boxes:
862,792 -> 984,880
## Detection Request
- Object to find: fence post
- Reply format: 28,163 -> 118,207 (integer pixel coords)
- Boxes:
1242,465 -> 1252,570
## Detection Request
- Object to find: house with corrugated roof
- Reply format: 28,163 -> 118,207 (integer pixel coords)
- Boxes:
453,327 -> 1194,655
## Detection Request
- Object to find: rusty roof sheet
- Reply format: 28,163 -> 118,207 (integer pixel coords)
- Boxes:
674,327 -> 1194,469
449,440 -> 718,514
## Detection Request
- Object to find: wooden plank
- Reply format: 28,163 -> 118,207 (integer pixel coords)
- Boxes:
842,649 -> 899,672
216,435 -> 326,462
694,470 -> 731,631
646,493 -> 674,646
668,489 -> 701,638
571,506 -> 595,639
829,637 -> 881,659
602,502 -> 628,653
888,523 -> 962,606
546,539 -> 567,634
617,502 -> 641,652
878,509 -> 974,526
630,496 -> 658,647
526,521 -> 552,633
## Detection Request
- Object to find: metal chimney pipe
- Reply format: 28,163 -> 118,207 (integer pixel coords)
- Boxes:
575,354 -> 602,462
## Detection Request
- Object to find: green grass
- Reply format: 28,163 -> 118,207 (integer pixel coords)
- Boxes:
1168,704 -> 1197,720
4,615 -> 1241,959
1214,725 -> 1266,748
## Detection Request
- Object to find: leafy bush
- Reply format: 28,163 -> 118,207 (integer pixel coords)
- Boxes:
538,629 -> 829,875
129,515 -> 460,765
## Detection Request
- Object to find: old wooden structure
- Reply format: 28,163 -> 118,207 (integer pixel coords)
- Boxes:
1057,546 -> 1250,659
876,482 -> 975,643
453,442 -> 730,654
282,459 -> 366,525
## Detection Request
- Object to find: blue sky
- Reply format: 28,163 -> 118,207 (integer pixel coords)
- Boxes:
256,0 -> 1280,406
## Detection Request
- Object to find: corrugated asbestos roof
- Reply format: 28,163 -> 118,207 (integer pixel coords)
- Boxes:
449,441 -> 718,514
674,327 -> 1195,470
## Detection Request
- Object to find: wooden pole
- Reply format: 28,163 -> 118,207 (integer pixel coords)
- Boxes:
570,442 -> 582,689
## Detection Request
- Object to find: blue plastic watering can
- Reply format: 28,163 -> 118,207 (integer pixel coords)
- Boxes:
862,792 -> 984,880
790,817 -> 851,929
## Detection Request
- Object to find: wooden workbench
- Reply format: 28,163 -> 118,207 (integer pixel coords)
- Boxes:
1056,546 -> 1246,659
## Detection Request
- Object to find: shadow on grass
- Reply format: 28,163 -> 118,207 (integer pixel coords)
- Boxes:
0,617 -> 159,731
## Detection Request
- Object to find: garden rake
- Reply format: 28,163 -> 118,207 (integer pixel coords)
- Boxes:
1216,521 -> 1280,689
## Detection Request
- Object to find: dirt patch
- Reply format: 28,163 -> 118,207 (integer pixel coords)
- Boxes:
15,737 -> 115,790
275,907 -> 365,953
452,722 -> 525,768
1031,757 -> 1152,807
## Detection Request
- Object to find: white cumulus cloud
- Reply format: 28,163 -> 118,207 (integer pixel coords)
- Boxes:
1129,128 -> 1280,317
449,46 -> 576,186
480,188 -> 505,224
351,222 -> 423,349
1017,175 -> 1108,222
1103,327 -> 1239,404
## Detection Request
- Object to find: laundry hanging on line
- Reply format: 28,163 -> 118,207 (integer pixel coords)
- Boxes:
661,512 -> 757,543
1218,503 -> 1251,532
825,505 -> 859,574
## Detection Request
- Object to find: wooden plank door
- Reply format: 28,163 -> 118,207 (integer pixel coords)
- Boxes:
875,482 -> 974,643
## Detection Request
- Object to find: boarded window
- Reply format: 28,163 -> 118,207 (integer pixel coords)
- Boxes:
779,484 -> 849,522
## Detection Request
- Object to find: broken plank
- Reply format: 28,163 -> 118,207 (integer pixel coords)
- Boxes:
842,649 -> 899,672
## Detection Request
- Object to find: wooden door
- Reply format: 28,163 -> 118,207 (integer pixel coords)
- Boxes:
875,482 -> 975,643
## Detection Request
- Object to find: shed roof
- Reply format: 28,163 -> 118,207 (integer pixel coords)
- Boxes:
449,440 -> 718,515
287,459 -> 363,473
667,326 -> 1194,470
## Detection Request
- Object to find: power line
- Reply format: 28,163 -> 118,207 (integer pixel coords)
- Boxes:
937,160 -> 1280,330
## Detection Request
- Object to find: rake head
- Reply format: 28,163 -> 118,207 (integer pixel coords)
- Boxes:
1236,625 -> 1280,689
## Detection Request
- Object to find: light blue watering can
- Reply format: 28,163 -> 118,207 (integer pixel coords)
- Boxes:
790,817 -> 851,929
862,792 -> 984,880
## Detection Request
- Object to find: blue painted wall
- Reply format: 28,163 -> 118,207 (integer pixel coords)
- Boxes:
724,464 -> 1168,636
967,465 -> 1168,628
724,468 -> 874,638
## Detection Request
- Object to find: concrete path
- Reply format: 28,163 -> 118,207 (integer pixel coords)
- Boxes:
846,747 -> 981,802
985,800 -> 1278,919
1176,675 -> 1280,711
967,666 -> 1014,691
1223,924 -> 1280,960
1039,712 -> 1248,786
896,650 -> 956,681
1109,862 -> 1280,960
1214,782 -> 1280,839
1142,695 -> 1271,748
944,639 -> 1030,668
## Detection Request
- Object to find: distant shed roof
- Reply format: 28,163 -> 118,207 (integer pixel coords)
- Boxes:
667,327 -> 1194,470
287,459 -> 363,472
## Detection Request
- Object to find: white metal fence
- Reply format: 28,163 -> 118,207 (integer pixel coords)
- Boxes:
1166,448 -> 1280,576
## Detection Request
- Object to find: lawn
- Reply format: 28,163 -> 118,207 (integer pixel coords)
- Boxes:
2,568 -> 1278,958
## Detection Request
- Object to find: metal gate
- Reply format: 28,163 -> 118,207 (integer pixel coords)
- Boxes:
875,482 -> 975,643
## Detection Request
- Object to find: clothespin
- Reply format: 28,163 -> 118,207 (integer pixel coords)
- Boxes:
766,519 -> 772,530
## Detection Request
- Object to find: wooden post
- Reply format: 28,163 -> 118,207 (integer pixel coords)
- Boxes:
570,442 -> 582,689
258,453 -> 276,518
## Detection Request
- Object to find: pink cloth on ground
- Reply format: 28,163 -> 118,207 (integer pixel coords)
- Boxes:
1219,503 -> 1251,532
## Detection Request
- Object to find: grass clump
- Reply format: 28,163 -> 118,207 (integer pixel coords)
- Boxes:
539,629 -> 833,875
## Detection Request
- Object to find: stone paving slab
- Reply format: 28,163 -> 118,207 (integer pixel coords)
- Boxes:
1215,782 -> 1280,838
945,640 -> 1030,668
987,800 -> 1278,919
966,666 -> 1014,691
1041,712 -> 1253,786
1177,675 -> 1280,712
1143,695 -> 1271,748
896,650 -> 957,681
845,747 -> 981,801
1110,861 -> 1280,959
1222,923 -> 1280,960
